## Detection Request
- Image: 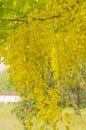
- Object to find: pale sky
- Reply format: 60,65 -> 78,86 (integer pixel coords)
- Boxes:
0,63 -> 7,72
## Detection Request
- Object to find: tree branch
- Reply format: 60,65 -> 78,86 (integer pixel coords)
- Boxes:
68,93 -> 86,126
1,14 -> 61,23
32,14 -> 61,21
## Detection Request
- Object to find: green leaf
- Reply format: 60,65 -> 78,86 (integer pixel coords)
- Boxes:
0,3 -> 4,19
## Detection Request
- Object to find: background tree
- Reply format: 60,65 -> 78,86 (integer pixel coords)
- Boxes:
0,71 -> 14,92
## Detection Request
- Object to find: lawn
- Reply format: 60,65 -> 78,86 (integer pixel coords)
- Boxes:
0,103 -> 86,130
0,103 -> 24,130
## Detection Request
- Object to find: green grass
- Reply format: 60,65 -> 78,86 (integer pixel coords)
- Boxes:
0,103 -> 86,130
0,103 -> 24,130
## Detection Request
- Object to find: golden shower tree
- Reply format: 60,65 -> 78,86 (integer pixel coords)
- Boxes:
0,0 -> 86,130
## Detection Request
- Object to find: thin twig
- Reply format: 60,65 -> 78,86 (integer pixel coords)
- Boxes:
32,14 -> 61,21
68,93 -> 86,126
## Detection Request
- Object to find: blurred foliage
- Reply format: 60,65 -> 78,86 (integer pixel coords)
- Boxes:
0,71 -> 14,92
12,99 -> 31,130
62,61 -> 86,108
